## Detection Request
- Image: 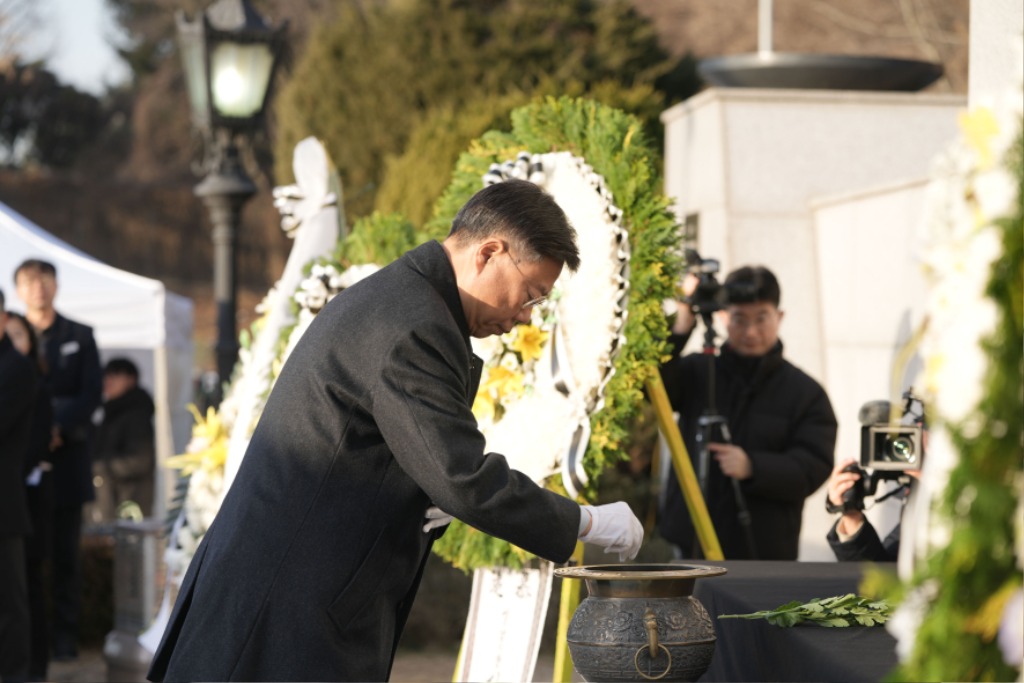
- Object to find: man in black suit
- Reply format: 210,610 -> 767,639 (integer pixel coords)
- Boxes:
0,287 -> 35,683
150,179 -> 644,682
14,260 -> 102,662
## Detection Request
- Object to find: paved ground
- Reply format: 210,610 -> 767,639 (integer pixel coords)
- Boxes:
47,646 -> 571,682
48,648 -> 459,683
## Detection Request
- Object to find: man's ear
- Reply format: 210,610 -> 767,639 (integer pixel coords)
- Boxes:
475,238 -> 507,271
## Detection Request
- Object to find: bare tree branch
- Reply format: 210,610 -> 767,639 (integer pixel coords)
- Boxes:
0,0 -> 38,61
805,0 -> 961,44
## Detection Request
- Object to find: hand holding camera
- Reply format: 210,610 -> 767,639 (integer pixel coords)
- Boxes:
826,393 -> 925,516
826,458 -> 867,535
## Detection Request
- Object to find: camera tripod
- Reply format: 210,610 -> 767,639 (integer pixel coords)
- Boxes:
690,308 -> 758,559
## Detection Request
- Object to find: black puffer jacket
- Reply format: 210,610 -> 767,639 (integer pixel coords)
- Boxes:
659,334 -> 836,560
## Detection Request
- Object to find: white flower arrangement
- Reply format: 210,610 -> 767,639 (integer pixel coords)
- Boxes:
470,152 -> 629,494
472,301 -> 557,429
891,37 -> 1024,678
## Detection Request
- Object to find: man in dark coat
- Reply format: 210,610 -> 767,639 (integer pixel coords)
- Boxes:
91,357 -> 155,523
14,259 -> 102,661
0,287 -> 35,683
149,179 -> 644,682
659,265 -> 836,560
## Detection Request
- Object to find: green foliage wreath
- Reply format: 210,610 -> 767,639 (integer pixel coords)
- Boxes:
428,96 -> 683,571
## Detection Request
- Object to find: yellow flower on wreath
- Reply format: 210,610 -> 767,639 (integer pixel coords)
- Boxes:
959,107 -> 999,170
165,404 -> 229,475
472,392 -> 495,423
510,324 -> 548,362
483,365 -> 525,400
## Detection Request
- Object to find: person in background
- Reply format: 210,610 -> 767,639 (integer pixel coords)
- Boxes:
4,312 -> 55,682
0,288 -> 35,683
659,265 -> 836,560
13,259 -> 101,662
825,421 -> 926,562
91,357 -> 155,523
149,179 -> 644,683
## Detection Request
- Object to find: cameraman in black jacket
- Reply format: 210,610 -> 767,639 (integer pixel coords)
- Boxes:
659,265 -> 836,560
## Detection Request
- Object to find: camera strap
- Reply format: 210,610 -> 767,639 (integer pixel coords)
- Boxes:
873,481 -> 911,506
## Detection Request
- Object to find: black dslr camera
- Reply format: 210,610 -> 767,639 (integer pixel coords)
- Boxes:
839,392 -> 925,512
683,249 -> 728,315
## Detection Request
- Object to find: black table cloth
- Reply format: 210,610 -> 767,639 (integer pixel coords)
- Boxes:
685,560 -> 899,682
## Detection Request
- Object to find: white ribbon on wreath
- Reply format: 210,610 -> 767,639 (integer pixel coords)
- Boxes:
472,151 -> 630,498
459,150 -> 630,683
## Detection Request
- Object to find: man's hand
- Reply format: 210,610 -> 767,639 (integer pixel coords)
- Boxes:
709,443 -> 752,480
578,502 -> 643,561
423,505 -> 454,533
827,457 -> 866,537
827,457 -> 861,510
671,274 -> 699,335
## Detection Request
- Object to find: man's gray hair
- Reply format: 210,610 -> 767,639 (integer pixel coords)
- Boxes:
449,179 -> 580,272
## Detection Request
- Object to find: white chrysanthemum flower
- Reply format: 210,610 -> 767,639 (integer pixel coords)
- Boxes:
176,527 -> 198,558
471,334 -> 504,362
887,581 -> 938,662
296,276 -> 329,311
164,546 -> 188,579
337,263 -> 381,289
499,352 -> 519,372
998,588 -> 1023,669
217,391 -> 239,428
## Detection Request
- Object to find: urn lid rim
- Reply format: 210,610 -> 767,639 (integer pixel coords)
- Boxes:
554,563 -> 727,580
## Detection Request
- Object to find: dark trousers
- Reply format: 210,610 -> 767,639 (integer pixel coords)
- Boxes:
0,535 -> 30,682
25,477 -> 53,678
50,504 -> 82,657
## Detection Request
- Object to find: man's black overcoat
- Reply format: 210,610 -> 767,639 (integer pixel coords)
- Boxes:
149,241 -> 580,682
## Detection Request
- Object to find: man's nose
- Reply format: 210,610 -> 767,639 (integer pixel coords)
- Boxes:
514,308 -> 532,324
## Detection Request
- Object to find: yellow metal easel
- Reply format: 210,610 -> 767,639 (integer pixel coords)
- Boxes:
645,373 -> 724,561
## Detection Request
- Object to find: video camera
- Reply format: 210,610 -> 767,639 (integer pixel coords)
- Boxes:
839,392 -> 925,512
682,249 -> 728,315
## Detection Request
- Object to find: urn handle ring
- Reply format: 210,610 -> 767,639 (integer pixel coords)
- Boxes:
633,608 -> 672,680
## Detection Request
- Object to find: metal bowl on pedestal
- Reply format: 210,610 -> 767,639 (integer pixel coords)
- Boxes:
554,564 -> 727,682
698,53 -> 944,92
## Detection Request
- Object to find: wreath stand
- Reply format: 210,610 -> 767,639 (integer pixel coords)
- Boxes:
439,139 -> 723,680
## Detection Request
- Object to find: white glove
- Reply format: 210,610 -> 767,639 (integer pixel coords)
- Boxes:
578,502 -> 643,561
423,505 -> 454,533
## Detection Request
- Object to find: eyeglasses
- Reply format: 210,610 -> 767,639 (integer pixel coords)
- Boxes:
507,253 -> 548,310
727,311 -> 778,330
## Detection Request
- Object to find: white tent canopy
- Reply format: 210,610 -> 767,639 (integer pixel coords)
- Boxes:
0,200 -> 194,521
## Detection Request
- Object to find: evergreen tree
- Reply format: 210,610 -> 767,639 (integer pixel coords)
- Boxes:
375,80 -> 669,228
274,0 -> 697,220
0,62 -> 105,168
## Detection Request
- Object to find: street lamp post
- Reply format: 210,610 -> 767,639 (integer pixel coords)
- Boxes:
176,0 -> 287,389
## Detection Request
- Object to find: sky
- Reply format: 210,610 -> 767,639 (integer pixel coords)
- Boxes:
22,0 -> 130,95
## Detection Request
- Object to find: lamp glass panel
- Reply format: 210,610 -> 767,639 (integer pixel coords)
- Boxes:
210,42 -> 274,118
178,30 -> 209,123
